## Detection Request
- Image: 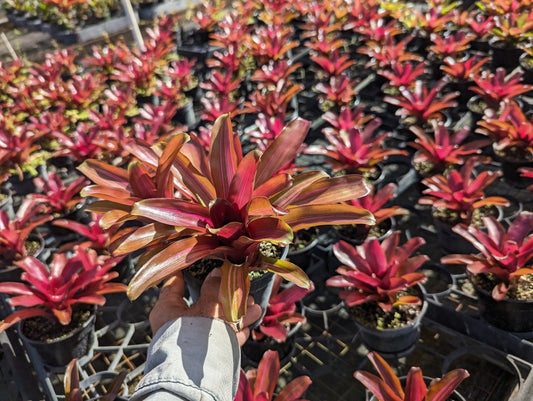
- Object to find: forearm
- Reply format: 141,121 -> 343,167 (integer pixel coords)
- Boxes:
130,316 -> 241,401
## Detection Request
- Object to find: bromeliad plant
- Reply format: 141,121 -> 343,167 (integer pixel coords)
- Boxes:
305,118 -> 407,177
354,351 -> 470,401
418,157 -> 509,226
30,171 -> 88,216
235,349 -> 312,401
384,79 -> 458,127
326,232 -> 428,313
475,100 -> 533,162
441,212 -> 533,301
78,114 -> 374,322
409,120 -> 491,176
251,276 -> 314,343
0,246 -> 126,332
0,199 -> 52,269
470,68 -> 533,110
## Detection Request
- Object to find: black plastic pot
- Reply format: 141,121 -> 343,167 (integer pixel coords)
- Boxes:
173,100 -> 196,129
287,227 -> 320,271
18,310 -> 96,367
432,215 -> 476,255
489,39 -> 524,71
242,335 -> 297,368
492,147 -> 533,189
0,233 -> 45,283
353,284 -> 427,355
471,275 -> 533,333
519,53 -> 533,85
0,186 -> 14,220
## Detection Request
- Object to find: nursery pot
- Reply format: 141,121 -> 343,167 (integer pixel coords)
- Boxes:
352,284 -> 427,355
489,40 -> 524,71
287,227 -> 320,271
18,308 -> 96,367
173,99 -> 197,129
470,273 -> 533,332
0,233 -> 45,283
519,53 -> 533,85
242,334 -> 297,368
492,145 -> 533,189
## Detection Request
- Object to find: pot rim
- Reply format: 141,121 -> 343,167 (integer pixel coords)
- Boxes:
18,305 -> 97,346
467,270 -> 533,305
352,283 -> 428,333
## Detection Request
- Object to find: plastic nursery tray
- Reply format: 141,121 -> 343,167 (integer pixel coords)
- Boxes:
0,290 -> 158,400
269,304 -> 533,401
424,268 -> 533,364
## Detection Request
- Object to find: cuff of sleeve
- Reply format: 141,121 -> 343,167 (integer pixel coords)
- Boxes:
131,316 -> 241,401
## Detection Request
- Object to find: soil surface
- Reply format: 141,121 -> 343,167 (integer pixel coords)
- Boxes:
21,304 -> 93,342
350,287 -> 423,330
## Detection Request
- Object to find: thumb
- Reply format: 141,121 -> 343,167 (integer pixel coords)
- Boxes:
199,268 -> 222,303
159,270 -> 186,300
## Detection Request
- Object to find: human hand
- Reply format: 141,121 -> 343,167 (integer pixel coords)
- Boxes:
149,269 -> 262,346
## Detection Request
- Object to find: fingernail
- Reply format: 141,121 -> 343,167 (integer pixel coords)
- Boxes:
209,268 -> 221,278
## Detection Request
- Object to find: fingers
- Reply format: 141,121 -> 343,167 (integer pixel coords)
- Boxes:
241,299 -> 262,329
236,327 -> 250,347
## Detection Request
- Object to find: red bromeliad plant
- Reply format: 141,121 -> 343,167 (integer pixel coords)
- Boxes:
310,48 -> 355,78
347,183 -> 408,226
470,68 -> 533,110
441,54 -> 490,82
314,74 -> 359,111
418,157 -> 509,226
0,114 -> 46,182
475,100 -> 533,162
305,118 -> 407,176
321,106 -> 373,136
409,120 -> 491,176
384,79 -> 458,126
78,114 -> 374,322
0,199 -> 52,269
251,276 -> 314,343
30,171 -> 88,216
358,35 -> 423,71
428,31 -> 473,60
441,212 -> 533,301
0,246 -> 126,332
378,61 -> 427,89
354,351 -> 470,401
326,232 -> 428,312
235,350 -> 312,401
53,214 -> 111,251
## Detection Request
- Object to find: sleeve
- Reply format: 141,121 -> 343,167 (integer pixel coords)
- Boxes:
129,316 -> 241,401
